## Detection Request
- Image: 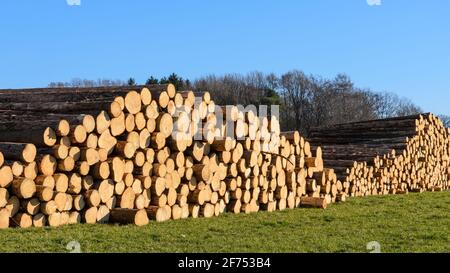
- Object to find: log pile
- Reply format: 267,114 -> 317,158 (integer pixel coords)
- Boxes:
0,84 -> 335,229
309,114 -> 450,197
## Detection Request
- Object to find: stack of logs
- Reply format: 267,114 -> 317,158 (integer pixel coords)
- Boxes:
0,84 -> 336,229
309,114 -> 450,197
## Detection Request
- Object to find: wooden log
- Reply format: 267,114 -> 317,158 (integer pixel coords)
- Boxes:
54,192 -> 68,212
156,113 -> 174,138
83,190 -> 101,207
53,173 -> 68,193
10,159 -> 31,180
68,211 -> 81,225
0,188 -> 8,209
68,173 -> 82,194
47,212 -> 61,227
40,200 -> 57,216
95,179 -> 115,203
0,127 -> 57,147
32,213 -> 47,227
124,91 -> 142,114
83,207 -> 98,224
35,185 -> 54,202
110,209 -> 149,226
38,154 -> 57,176
97,205 -> 110,223
92,162 -> 110,180
20,198 -> 40,215
150,194 -> 167,207
12,177 -> 36,199
68,146 -> 81,161
80,148 -> 100,166
69,125 -> 87,144
0,143 -> 37,163
76,161 -> 90,176
117,187 -> 136,209
98,130 -> 117,154
115,141 -> 136,159
57,157 -> 75,172
73,195 -> 86,211
12,213 -> 33,228
192,164 -> 211,181
299,197 -> 328,209
96,111 -> 111,134
199,203 -> 215,218
146,206 -> 167,222
0,84 -> 175,103
0,165 -> 13,187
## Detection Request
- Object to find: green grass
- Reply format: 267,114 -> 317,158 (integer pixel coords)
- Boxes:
1,191 -> 449,253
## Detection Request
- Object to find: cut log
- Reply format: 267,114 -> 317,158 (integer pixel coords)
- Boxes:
35,186 -> 54,202
0,143 -> 37,163
54,192 -> 68,212
115,141 -> 136,159
38,155 -> 57,176
96,111 -> 111,134
54,173 -> 69,193
12,178 -> 36,199
110,209 -> 149,226
156,113 -> 174,138
32,213 -> 47,227
20,198 -> 40,215
124,91 -> 142,114
146,206 -> 166,222
97,205 -> 110,223
0,166 -> 13,187
58,156 -> 75,172
69,125 -> 87,144
0,188 -> 9,208
12,213 -> 33,228
117,187 -> 136,209
73,195 -> 85,211
80,148 -> 100,166
92,162 -> 110,180
83,190 -> 101,207
299,197 -> 327,209
95,179 -> 114,203
0,127 -> 57,147
40,200 -> 57,215
83,207 -> 98,224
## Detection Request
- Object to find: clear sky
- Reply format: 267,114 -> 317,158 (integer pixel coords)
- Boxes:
0,0 -> 449,114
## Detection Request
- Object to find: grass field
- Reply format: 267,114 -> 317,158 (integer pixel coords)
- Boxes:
0,191 -> 449,253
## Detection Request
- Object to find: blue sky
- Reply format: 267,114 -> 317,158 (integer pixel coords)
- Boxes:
0,0 -> 449,114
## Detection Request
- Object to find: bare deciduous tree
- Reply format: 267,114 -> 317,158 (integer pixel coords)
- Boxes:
193,70 -> 423,135
48,70 -> 425,135
48,78 -> 126,88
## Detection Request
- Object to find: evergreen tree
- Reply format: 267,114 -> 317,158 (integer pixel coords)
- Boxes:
168,73 -> 183,90
146,76 -> 159,85
185,79 -> 192,89
159,77 -> 169,84
127,77 -> 136,86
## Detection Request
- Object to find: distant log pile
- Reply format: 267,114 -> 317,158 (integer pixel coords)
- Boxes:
309,114 -> 450,196
0,84 -> 334,229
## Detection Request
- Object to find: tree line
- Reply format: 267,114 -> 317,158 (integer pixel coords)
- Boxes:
48,70 -> 426,136
193,71 -> 423,135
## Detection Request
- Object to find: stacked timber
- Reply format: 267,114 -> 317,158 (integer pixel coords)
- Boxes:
309,114 -> 450,197
0,84 -> 332,229
0,85 -> 170,144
